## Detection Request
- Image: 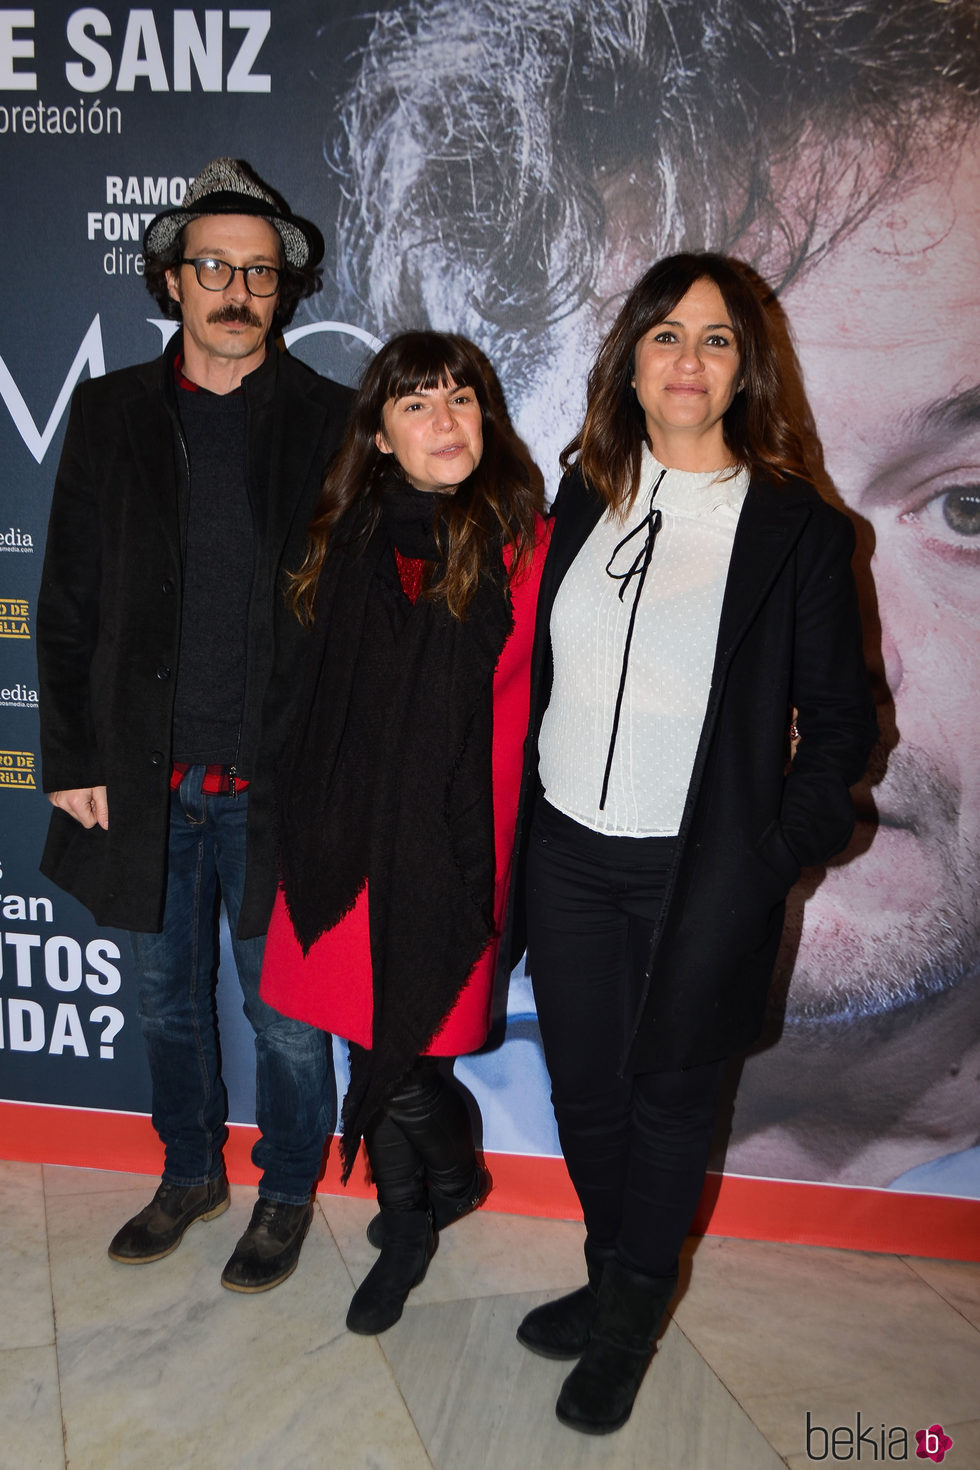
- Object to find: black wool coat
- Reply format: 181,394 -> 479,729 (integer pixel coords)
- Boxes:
513,466 -> 877,1072
36,335 -> 352,936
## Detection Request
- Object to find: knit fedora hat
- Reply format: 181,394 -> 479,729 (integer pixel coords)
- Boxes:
143,157 -> 324,268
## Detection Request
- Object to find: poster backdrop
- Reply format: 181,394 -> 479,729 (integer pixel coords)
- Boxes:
1,0 -> 977,1257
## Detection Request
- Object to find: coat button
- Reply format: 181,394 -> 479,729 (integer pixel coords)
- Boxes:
156,666 -> 171,679
150,751 -> 163,768
161,578 -> 175,594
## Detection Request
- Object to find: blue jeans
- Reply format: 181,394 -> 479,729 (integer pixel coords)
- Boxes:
131,771 -> 335,1204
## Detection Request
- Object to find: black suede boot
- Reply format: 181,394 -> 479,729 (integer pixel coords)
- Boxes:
347,1108 -> 436,1335
345,1207 -> 436,1334
516,1239 -> 615,1359
366,1163 -> 490,1247
555,1259 -> 678,1434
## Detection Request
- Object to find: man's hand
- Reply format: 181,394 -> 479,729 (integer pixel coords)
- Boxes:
49,786 -> 109,830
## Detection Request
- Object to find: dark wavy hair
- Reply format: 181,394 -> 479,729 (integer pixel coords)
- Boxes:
335,0 -> 978,400
563,252 -> 811,511
290,331 -> 541,622
143,227 -> 321,332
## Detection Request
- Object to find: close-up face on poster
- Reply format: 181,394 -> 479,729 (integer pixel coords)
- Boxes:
1,0 -> 977,1214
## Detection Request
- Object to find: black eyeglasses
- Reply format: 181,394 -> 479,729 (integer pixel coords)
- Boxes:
180,257 -> 281,297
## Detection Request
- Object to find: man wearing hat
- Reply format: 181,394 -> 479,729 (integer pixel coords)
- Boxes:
37,158 -> 351,1291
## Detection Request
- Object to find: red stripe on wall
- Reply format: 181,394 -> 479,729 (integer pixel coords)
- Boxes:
3,1100 -> 976,1261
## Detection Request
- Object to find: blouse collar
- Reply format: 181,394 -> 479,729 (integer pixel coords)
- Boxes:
637,442 -> 750,524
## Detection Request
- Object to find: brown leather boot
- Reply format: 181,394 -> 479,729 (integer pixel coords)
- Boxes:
107,1176 -> 229,1264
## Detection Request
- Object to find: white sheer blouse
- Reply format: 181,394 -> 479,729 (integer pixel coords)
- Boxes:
538,445 -> 749,836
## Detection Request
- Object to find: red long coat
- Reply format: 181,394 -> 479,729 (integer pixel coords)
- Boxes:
260,518 -> 550,1055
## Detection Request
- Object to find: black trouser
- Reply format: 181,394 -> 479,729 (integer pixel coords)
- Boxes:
357,1052 -> 477,1212
526,799 -> 724,1277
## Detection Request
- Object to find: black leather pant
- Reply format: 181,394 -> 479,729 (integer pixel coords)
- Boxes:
359,1053 -> 477,1212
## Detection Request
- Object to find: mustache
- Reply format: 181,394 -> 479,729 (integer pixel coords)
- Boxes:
206,303 -> 263,328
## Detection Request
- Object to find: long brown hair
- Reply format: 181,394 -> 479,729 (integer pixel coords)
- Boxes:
562,252 -> 812,511
290,332 -> 541,622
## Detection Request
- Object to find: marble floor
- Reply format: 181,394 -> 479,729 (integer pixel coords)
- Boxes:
3,1160 -> 978,1470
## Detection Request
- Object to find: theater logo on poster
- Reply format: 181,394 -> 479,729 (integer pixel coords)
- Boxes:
0,597 -> 30,638
0,751 -> 35,789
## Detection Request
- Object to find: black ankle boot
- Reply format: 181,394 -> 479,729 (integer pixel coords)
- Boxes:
429,1161 -> 491,1230
516,1240 -> 615,1359
365,1163 -> 490,1248
555,1259 -> 678,1434
346,1208 -> 436,1335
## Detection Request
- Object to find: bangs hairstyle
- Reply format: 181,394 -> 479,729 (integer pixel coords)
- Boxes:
290,331 -> 541,623
371,331 -> 479,403
562,252 -> 811,511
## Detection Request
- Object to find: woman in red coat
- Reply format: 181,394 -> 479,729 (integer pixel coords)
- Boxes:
261,331 -> 548,1333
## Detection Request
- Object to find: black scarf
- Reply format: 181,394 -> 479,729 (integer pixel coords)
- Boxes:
277,483 -> 514,1178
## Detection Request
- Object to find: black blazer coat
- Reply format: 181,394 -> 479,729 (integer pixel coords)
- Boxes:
513,465 -> 877,1073
36,335 -> 352,936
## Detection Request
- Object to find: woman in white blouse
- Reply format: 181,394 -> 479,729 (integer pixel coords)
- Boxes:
515,254 -> 876,1434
